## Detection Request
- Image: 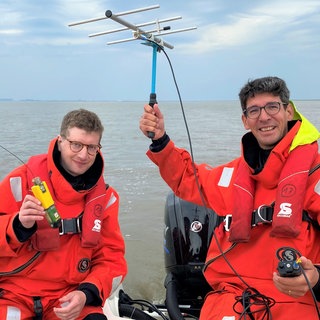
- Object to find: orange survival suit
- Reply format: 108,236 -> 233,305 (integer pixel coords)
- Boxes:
0,138 -> 127,319
147,114 -> 320,319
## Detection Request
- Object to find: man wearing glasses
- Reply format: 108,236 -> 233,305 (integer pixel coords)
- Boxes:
139,76 -> 320,319
0,109 -> 127,319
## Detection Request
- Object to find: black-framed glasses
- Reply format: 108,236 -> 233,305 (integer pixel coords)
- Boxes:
244,102 -> 287,119
66,139 -> 101,156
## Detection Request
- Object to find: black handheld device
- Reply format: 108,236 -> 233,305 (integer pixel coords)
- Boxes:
276,247 -> 302,277
277,260 -> 302,277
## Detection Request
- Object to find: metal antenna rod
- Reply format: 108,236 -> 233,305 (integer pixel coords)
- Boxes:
151,26 -> 198,37
68,5 -> 160,26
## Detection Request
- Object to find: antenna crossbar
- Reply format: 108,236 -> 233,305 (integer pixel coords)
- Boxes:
89,16 -> 182,38
68,5 -> 160,27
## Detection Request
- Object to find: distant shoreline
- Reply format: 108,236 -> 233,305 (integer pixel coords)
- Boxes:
0,98 -> 319,102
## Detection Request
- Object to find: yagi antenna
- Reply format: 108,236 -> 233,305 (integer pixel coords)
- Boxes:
68,4 -> 197,138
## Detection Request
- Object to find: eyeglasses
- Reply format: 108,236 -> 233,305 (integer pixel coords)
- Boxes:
66,139 -> 101,156
244,102 -> 287,119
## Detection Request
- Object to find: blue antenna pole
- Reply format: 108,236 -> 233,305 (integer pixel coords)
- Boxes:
148,44 -> 158,139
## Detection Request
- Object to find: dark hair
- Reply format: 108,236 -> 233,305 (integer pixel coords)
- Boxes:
238,76 -> 290,110
60,108 -> 104,140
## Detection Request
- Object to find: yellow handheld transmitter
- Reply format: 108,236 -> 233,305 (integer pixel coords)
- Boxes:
31,177 -> 61,228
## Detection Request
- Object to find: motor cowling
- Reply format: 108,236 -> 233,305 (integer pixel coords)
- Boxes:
163,191 -> 221,317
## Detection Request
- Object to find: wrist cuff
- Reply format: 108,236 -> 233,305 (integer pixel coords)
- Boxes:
312,265 -> 320,301
150,133 -> 170,153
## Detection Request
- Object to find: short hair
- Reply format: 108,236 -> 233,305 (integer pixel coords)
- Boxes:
60,108 -> 104,140
238,76 -> 290,110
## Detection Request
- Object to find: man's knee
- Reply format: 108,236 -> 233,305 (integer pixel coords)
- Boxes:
83,313 -> 107,320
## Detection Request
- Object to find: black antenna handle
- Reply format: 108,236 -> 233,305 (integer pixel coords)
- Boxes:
147,92 -> 157,139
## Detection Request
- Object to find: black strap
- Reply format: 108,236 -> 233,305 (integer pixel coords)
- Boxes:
33,296 -> 43,320
251,205 -> 274,226
223,206 -> 319,231
59,214 -> 83,235
223,206 -> 273,232
222,163 -> 320,232
303,211 -> 320,231
309,163 -> 320,176
58,184 -> 109,235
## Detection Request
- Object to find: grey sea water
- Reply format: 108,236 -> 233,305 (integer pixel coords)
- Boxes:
0,100 -> 319,302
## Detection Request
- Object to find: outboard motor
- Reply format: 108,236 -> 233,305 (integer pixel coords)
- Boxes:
163,191 -> 221,319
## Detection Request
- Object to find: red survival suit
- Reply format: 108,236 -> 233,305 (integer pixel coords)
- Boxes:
147,115 -> 320,319
0,138 -> 127,319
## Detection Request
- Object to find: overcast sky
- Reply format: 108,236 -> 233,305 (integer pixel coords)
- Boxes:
1,0 -> 320,101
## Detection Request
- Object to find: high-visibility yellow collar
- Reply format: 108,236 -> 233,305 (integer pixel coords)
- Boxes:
290,100 -> 320,151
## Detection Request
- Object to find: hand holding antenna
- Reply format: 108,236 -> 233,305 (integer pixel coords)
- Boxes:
140,104 -> 165,140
